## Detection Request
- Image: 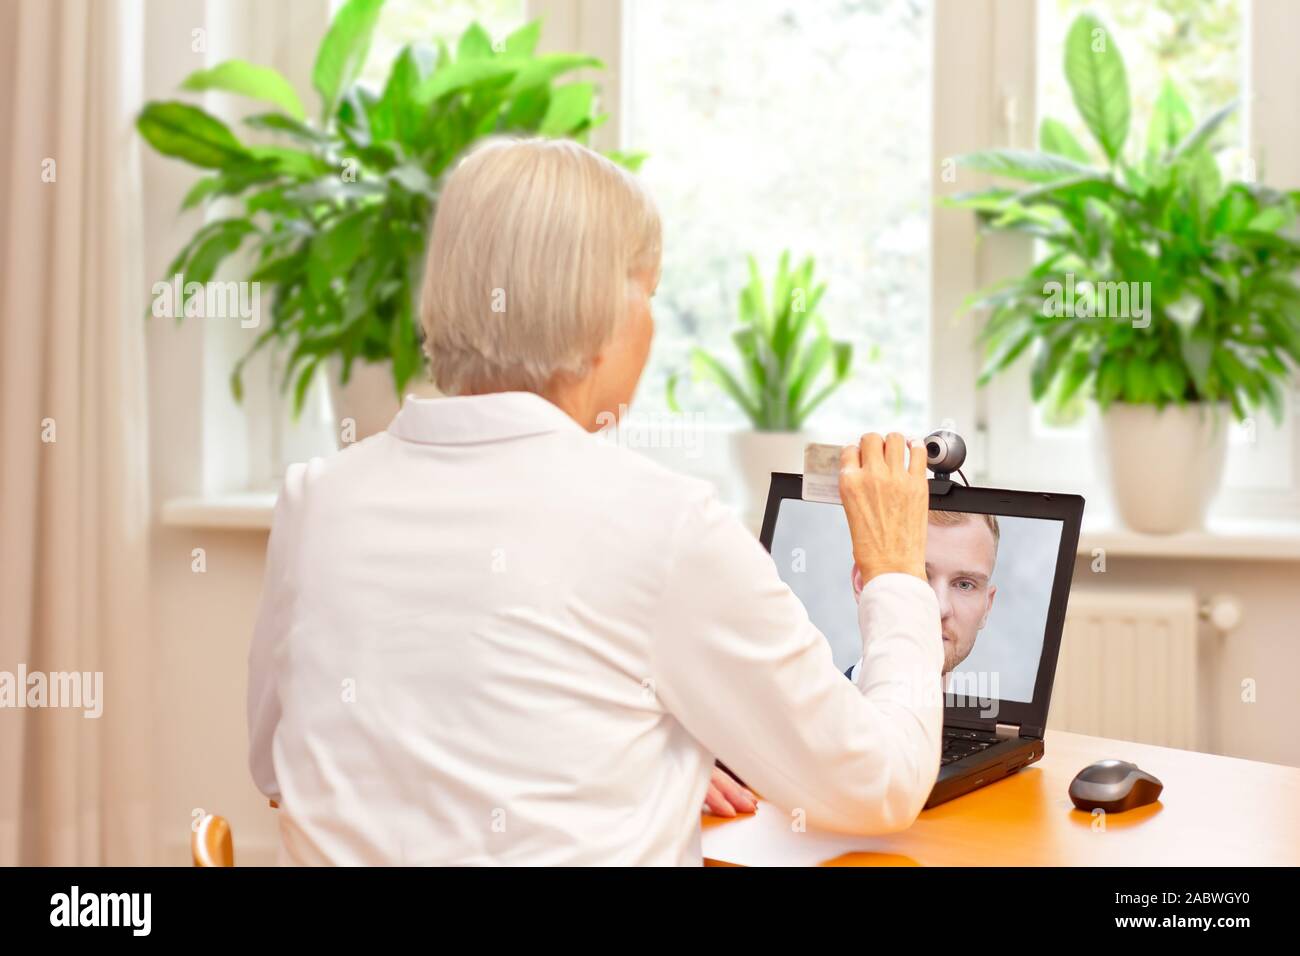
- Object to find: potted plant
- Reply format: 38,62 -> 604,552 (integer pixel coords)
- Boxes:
668,251 -> 854,526
948,11 -> 1300,533
139,0 -> 638,440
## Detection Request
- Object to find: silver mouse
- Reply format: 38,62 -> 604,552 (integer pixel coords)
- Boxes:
1068,759 -> 1163,813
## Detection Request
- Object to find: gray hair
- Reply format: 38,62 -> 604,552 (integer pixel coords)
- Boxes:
419,137 -> 662,395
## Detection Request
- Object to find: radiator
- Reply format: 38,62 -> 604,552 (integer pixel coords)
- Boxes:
1047,589 -> 1200,749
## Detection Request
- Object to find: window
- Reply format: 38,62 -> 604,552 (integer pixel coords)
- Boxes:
188,0 -> 1299,520
976,0 -> 1299,514
621,0 -> 933,435
359,0 -> 528,87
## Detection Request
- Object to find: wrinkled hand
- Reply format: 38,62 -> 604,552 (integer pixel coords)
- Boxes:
839,432 -> 929,587
703,765 -> 756,817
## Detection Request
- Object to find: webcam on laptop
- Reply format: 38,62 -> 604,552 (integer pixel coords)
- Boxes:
924,428 -> 966,496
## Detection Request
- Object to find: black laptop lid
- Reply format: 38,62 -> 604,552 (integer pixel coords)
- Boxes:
758,473 -> 1084,737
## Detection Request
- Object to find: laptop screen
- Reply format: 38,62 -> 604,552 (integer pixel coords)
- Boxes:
768,496 -> 1064,705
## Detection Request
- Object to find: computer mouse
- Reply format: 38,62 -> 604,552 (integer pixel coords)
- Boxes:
1068,759 -> 1163,813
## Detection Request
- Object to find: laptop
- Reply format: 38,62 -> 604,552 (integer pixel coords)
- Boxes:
758,472 -> 1084,808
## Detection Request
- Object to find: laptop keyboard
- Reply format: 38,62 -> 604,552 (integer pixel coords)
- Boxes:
940,727 -> 1002,766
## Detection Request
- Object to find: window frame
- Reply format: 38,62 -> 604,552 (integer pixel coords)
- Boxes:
178,0 -> 1300,519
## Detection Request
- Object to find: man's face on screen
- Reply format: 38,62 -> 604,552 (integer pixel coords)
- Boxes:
925,518 -> 997,673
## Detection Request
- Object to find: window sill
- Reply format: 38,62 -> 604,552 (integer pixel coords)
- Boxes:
160,492 -> 277,532
1078,516 -> 1300,562
160,491 -> 1300,560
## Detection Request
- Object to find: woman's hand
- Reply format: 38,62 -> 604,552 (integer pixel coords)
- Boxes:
703,765 -> 757,816
839,432 -> 929,586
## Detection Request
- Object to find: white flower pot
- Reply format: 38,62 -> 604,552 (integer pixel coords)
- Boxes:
1098,402 -> 1229,534
327,358 -> 441,444
730,429 -> 810,531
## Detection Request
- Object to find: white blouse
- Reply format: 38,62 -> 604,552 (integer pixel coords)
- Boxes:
248,391 -> 944,865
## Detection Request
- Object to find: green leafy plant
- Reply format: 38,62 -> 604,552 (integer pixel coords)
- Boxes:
666,252 -> 853,430
947,11 -> 1300,422
138,0 -> 639,411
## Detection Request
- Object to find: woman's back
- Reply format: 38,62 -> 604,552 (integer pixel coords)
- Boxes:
250,391 -> 717,865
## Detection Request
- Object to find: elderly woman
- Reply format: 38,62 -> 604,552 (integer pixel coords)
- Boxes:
247,138 -> 943,866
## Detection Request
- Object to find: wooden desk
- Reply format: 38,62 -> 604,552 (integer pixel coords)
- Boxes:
702,730 -> 1300,866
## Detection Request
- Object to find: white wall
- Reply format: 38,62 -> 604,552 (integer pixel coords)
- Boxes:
142,0 -> 326,866
1071,557 -> 1300,768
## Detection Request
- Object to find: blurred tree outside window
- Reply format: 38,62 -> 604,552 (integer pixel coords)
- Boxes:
623,0 -> 933,434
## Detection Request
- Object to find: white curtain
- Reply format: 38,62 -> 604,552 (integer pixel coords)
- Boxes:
0,0 -> 153,865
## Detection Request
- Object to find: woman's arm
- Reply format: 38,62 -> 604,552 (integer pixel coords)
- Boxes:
246,463 -> 306,802
651,433 -> 943,835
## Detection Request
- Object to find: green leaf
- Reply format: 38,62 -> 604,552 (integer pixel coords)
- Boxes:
794,342 -> 852,426
389,290 -> 420,393
1213,347 -> 1257,399
176,162 -> 280,211
1005,173 -> 1131,210
1063,12 -> 1130,164
282,177 -> 384,206
386,162 -> 435,196
502,85 -> 551,129
1210,185 -> 1258,234
246,145 -> 330,178
309,209 -> 370,293
313,0 -> 385,119
1171,100 -> 1238,160
244,112 -> 331,145
180,60 -> 306,120
1186,149 -> 1223,215
540,82 -> 594,136
740,254 -> 770,334
957,148 -> 1100,183
979,315 -> 1038,382
1146,78 -> 1192,158
457,22 -> 495,61
732,326 -> 769,395
291,358 -> 322,417
1245,206 -> 1288,233
1095,355 -> 1124,406
665,372 -> 682,413
1180,334 -> 1214,398
1039,118 -> 1090,163
1053,351 -> 1093,409
604,149 -> 648,172
418,58 -> 516,101
787,336 -> 829,411
1154,357 -> 1188,401
186,218 -> 257,284
1123,357 -> 1158,403
249,252 -> 305,284
181,176 -> 223,210
505,53 -> 601,95
690,349 -> 760,427
1031,333 -> 1073,401
504,20 -> 542,57
137,101 -> 250,169
376,45 -> 422,142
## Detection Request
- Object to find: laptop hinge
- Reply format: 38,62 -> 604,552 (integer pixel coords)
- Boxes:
995,722 -> 1019,740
